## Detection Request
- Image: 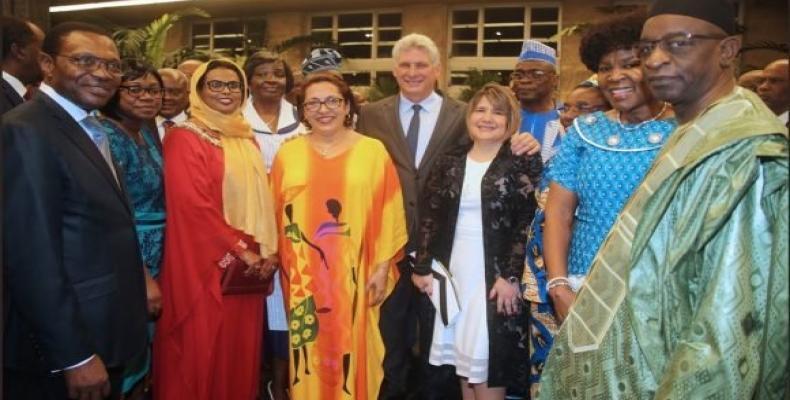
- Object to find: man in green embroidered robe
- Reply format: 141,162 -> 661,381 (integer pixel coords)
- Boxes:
537,1 -> 789,399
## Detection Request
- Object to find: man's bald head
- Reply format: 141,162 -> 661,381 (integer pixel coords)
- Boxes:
158,68 -> 189,118
177,59 -> 202,81
737,69 -> 763,92
757,59 -> 789,116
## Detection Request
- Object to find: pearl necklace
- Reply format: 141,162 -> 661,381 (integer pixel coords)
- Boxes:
606,102 -> 669,147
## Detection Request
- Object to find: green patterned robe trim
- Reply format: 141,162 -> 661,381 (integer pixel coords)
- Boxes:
538,88 -> 789,399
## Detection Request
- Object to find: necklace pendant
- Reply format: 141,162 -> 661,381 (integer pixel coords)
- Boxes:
607,134 -> 621,146
647,132 -> 663,144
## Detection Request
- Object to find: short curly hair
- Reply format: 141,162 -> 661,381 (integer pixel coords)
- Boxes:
579,12 -> 646,73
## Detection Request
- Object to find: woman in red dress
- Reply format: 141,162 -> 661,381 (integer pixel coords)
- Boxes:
153,59 -> 278,400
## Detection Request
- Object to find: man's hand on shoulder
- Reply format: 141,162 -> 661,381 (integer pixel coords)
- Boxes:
63,355 -> 110,400
511,132 -> 541,156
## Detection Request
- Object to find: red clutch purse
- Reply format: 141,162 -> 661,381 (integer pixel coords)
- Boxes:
219,254 -> 273,296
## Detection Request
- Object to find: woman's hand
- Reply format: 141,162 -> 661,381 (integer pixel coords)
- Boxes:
489,277 -> 521,316
549,285 -> 576,324
411,273 -> 434,297
510,132 -> 541,156
144,271 -> 162,319
366,263 -> 390,306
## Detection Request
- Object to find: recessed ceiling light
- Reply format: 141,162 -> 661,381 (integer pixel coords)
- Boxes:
50,0 -> 192,13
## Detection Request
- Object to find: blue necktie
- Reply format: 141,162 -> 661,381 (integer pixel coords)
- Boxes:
81,114 -> 119,184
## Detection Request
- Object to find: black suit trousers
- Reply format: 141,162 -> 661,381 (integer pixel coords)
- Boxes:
3,367 -> 124,400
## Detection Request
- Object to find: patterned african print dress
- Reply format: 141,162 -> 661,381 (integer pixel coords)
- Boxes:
271,134 -> 407,400
522,111 -> 676,394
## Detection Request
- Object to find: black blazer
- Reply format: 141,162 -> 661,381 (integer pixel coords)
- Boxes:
357,94 -> 470,251
415,141 -> 542,390
2,93 -> 148,373
0,77 -> 24,117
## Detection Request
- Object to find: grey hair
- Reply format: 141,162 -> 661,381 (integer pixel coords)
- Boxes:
392,33 -> 440,66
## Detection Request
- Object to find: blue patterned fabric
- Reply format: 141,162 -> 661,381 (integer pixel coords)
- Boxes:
102,120 -> 165,277
547,111 -> 676,275
101,119 -> 165,393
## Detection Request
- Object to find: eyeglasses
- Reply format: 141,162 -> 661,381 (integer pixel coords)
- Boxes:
510,69 -> 551,81
303,97 -> 345,112
56,54 -> 123,75
560,103 -> 608,114
205,80 -> 243,93
162,88 -> 185,97
120,85 -> 163,97
637,32 -> 727,60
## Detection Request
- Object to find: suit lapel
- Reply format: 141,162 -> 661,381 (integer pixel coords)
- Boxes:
1,79 -> 24,107
38,95 -> 131,213
382,96 -> 414,170
419,97 -> 461,171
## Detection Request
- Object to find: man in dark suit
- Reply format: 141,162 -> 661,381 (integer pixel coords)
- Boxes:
0,16 -> 44,116
2,22 -> 148,400
358,33 -> 539,400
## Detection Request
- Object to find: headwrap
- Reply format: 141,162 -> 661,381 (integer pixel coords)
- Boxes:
189,59 -> 277,257
518,39 -> 557,65
648,0 -> 737,35
301,47 -> 343,75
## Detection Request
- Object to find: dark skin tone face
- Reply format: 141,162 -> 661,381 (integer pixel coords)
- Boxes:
40,31 -> 122,110
511,60 -> 557,107
560,86 -> 609,128
250,60 -> 287,103
640,15 -> 741,123
757,60 -> 789,115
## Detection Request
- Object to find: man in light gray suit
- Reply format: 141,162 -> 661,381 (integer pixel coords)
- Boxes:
357,33 -> 539,400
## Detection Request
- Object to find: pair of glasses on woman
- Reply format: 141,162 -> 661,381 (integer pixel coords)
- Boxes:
303,97 -> 345,112
206,80 -> 243,93
636,32 -> 727,59
120,86 -> 163,97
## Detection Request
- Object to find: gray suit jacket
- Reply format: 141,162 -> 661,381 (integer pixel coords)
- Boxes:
357,93 -> 470,250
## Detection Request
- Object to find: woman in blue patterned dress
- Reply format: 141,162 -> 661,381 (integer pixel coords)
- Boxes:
100,60 -> 165,397
522,12 -> 677,396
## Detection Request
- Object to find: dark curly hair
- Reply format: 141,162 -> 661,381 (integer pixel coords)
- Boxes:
102,59 -> 163,120
579,12 -> 646,73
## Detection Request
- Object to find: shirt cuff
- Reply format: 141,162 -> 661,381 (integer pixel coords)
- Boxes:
51,354 -> 95,373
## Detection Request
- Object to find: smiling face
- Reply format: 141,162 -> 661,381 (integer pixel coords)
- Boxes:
392,47 -> 440,103
118,73 -> 162,121
467,95 -> 511,145
597,48 -> 654,114
41,31 -> 121,110
250,60 -> 287,103
560,86 -> 610,128
198,67 -> 243,115
302,81 -> 350,135
159,69 -> 189,118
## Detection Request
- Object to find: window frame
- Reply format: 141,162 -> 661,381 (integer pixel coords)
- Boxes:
190,17 -> 267,55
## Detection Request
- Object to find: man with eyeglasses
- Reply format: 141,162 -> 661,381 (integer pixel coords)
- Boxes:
537,0 -> 788,399
2,22 -> 148,400
1,16 -> 45,116
511,40 -> 562,163
156,68 -> 190,140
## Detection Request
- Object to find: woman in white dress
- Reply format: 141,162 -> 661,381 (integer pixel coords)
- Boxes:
242,50 -> 306,400
413,83 -> 542,399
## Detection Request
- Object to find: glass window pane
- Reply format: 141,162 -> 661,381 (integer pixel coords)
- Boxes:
311,31 -> 333,42
376,71 -> 394,84
215,37 -> 243,50
379,13 -> 401,27
192,23 -> 210,36
214,21 -> 239,36
341,44 -> 371,58
530,25 -> 558,39
377,45 -> 393,58
452,43 -> 477,57
379,29 -> 401,42
339,13 -> 372,28
484,7 -> 524,24
483,42 -> 522,57
312,16 -> 332,29
532,7 -> 559,22
338,30 -> 372,43
453,27 -> 477,41
450,71 -> 468,85
483,26 -> 523,40
342,72 -> 371,86
453,9 -> 478,25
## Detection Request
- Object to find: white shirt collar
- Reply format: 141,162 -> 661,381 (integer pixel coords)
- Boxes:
398,91 -> 441,115
2,70 -> 27,98
156,110 -> 188,126
38,83 -> 89,123
779,111 -> 788,125
243,97 -> 299,134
